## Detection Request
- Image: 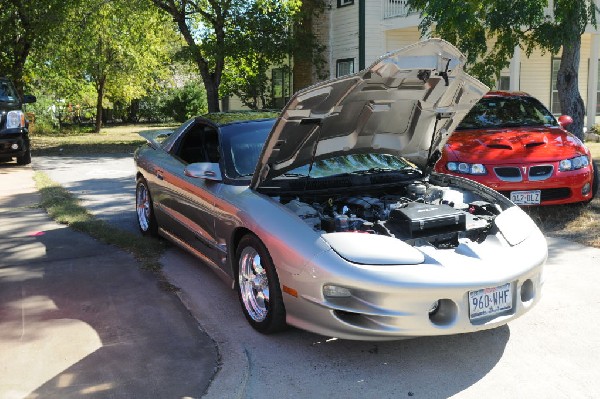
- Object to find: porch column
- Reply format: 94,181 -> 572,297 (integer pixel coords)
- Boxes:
586,33 -> 600,130
509,46 -> 521,91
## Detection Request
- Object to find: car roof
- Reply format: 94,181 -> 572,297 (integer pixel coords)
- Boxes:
484,91 -> 532,98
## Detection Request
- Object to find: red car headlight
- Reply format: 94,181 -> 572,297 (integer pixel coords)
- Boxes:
558,155 -> 590,171
447,162 -> 487,175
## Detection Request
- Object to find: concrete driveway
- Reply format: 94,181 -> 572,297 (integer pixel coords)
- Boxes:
1,162 -> 217,399
32,154 -> 600,399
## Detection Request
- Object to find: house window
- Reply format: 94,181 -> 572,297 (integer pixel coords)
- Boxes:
336,58 -> 354,77
498,76 -> 510,91
271,68 -> 290,109
337,0 -> 354,7
551,58 -> 561,114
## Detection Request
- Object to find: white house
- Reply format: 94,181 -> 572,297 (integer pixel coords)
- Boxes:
310,0 -> 600,130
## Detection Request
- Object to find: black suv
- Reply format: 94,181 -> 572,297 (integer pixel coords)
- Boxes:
0,78 -> 36,165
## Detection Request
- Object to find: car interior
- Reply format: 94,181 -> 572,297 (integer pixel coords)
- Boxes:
176,124 -> 220,164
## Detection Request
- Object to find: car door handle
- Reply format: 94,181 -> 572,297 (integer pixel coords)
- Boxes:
156,170 -> 164,180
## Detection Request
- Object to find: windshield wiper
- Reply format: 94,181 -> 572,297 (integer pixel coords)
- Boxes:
350,167 -> 422,176
350,167 -> 395,175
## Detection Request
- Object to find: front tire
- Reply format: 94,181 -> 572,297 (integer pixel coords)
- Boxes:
591,161 -> 599,199
235,234 -> 286,334
16,148 -> 31,165
136,177 -> 158,236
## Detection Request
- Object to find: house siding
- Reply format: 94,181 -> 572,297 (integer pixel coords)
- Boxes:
364,1 -> 385,66
330,4 -> 359,78
520,34 -> 592,114
385,28 -> 422,52
520,47 -> 553,106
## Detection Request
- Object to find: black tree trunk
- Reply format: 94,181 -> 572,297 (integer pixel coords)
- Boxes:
95,76 -> 105,133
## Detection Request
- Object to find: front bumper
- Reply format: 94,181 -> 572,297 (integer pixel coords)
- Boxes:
441,162 -> 594,205
281,229 -> 547,341
0,133 -> 28,157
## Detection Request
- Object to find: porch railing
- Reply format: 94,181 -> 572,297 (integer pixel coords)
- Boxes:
383,0 -> 416,19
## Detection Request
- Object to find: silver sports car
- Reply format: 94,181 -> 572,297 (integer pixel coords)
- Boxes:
134,39 -> 546,340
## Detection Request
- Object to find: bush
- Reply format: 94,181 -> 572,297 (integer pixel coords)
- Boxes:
136,82 -> 208,123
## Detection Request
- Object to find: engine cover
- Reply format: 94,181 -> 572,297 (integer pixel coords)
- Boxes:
388,202 -> 466,239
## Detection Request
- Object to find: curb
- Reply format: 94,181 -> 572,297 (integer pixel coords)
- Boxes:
160,249 -> 250,398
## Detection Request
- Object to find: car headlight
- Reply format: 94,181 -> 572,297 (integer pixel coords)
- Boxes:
6,110 -> 25,129
447,162 -> 487,175
559,155 -> 590,171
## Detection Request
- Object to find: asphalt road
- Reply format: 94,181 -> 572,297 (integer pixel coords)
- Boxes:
33,154 -> 600,399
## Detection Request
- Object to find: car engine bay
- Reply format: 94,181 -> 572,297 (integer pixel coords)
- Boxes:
278,180 -> 505,249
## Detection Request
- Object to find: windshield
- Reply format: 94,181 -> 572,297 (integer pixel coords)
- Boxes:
0,80 -> 19,103
219,119 -> 420,181
457,96 -> 558,130
286,154 -> 420,178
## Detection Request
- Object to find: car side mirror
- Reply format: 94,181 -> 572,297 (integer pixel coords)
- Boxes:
557,115 -> 573,128
184,162 -> 222,182
22,94 -> 36,104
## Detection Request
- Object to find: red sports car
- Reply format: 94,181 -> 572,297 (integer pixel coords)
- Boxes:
435,91 -> 599,205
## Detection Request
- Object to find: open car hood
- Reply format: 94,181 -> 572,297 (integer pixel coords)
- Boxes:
250,39 -> 488,189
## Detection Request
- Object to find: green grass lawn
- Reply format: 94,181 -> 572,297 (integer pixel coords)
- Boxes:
517,140 -> 599,248
587,141 -> 600,161
31,124 -> 175,155
34,170 -> 167,270
30,112 -> 278,156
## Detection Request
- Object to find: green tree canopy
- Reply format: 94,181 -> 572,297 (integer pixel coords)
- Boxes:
407,0 -> 597,139
0,0 -> 75,93
34,0 -> 177,131
151,0 -> 304,113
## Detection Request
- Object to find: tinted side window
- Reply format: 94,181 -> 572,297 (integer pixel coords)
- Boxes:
171,123 -> 221,164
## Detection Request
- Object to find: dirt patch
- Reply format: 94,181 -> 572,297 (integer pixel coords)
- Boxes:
525,197 -> 600,248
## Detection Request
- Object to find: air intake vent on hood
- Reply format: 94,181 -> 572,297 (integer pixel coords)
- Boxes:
486,144 -> 513,150
524,142 -> 545,148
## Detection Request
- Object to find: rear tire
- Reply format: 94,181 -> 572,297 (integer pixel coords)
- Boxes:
235,234 -> 287,334
136,177 -> 158,236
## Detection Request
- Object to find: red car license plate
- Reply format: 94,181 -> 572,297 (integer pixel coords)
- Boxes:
510,190 -> 541,205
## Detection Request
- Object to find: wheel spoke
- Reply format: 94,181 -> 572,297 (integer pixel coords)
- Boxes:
239,247 -> 269,322
136,184 -> 150,231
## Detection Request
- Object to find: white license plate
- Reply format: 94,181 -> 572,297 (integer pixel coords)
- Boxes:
510,190 -> 541,205
469,283 -> 512,320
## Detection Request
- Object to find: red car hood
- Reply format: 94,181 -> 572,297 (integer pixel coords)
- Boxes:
445,126 -> 587,164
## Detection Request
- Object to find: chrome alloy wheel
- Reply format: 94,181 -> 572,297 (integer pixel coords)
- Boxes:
238,247 -> 270,322
136,182 -> 151,232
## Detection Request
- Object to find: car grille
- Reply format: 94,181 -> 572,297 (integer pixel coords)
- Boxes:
528,165 -> 553,181
494,167 -> 522,182
494,165 -> 554,182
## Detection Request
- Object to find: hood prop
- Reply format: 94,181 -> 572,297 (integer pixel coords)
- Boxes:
303,121 -> 324,192
425,112 -> 453,174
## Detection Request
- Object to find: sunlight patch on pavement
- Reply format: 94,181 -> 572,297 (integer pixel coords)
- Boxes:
0,296 -> 102,399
